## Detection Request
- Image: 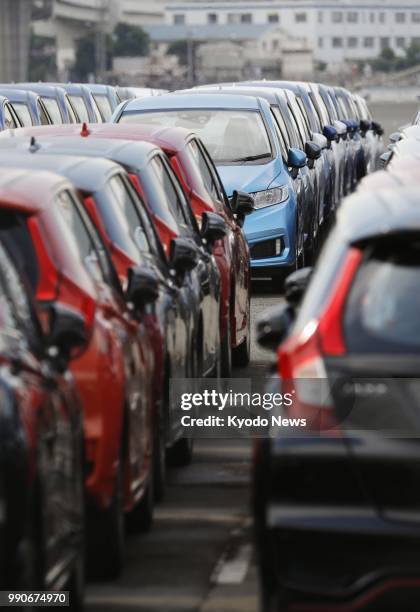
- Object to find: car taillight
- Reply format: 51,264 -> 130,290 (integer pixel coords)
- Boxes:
278,247 -> 362,432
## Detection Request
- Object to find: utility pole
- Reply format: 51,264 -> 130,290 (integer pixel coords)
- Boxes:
95,0 -> 109,82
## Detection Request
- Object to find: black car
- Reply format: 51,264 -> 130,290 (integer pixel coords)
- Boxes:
0,200 -> 86,606
255,186 -> 420,611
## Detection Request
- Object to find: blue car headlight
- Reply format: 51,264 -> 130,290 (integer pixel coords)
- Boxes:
251,186 -> 289,209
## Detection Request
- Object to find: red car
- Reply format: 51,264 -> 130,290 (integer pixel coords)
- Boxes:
0,153 -> 158,579
0,168 -> 86,607
2,123 -> 253,373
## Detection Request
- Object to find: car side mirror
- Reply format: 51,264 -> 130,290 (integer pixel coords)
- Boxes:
47,304 -> 88,372
389,131 -> 402,144
311,132 -> 328,150
256,303 -> 295,352
287,148 -> 307,178
323,125 -> 338,142
360,119 -> 371,133
170,237 -> 198,275
126,266 -> 159,310
333,120 -> 347,140
379,150 -> 393,169
231,190 -> 255,216
305,141 -> 322,161
201,211 -> 226,245
284,267 -> 313,308
372,121 -> 384,136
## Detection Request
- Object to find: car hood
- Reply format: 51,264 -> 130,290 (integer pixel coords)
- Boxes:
216,160 -> 284,197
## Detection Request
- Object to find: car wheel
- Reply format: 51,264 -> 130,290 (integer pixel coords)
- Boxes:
167,436 -> 194,467
221,305 -> 232,377
153,400 -> 166,503
232,297 -> 250,367
88,458 -> 125,580
127,470 -> 154,533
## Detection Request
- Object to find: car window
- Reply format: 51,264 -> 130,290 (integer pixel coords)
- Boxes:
38,100 -> 50,125
0,211 -> 40,293
42,97 -> 63,124
150,155 -> 190,236
189,138 -> 224,203
0,240 -> 43,352
109,174 -> 153,257
94,94 -> 112,121
272,106 -> 292,150
69,95 -> 89,122
344,241 -> 420,353
65,96 -> 77,123
3,103 -> 17,129
56,190 -> 106,284
269,109 -> 288,160
120,108 -> 272,165
12,102 -> 33,127
288,96 -> 310,143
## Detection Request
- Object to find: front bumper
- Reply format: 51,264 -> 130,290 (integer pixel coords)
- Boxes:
243,199 -> 296,272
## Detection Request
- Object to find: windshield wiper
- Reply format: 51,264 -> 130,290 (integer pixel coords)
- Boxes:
230,153 -> 272,163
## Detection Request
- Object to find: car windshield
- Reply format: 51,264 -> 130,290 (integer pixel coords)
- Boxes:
42,97 -> 63,124
93,94 -> 112,121
120,108 -> 272,164
12,102 -> 33,127
69,95 -> 89,122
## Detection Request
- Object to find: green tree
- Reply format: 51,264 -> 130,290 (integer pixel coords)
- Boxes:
167,40 -> 189,65
113,23 -> 150,57
29,32 -> 57,81
372,47 -> 397,72
73,33 -> 113,80
404,42 -> 420,67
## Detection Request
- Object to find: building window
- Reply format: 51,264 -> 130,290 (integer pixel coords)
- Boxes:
348,37 -> 358,49
395,12 -> 406,23
318,37 -> 323,48
241,13 -> 252,23
380,37 -> 390,49
318,11 -> 323,23
295,12 -> 307,23
379,12 -> 386,23
173,14 -> 185,24
396,37 -> 406,48
207,13 -> 217,24
364,37 -> 374,48
332,37 -> 343,48
412,13 -> 420,23
369,12 -> 375,23
332,12 -> 343,23
272,39 -> 279,50
268,13 -> 279,23
347,12 -> 358,23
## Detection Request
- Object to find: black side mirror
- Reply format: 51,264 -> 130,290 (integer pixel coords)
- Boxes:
379,150 -> 393,169
372,121 -> 384,136
231,190 -> 254,216
389,131 -> 402,144
47,304 -> 88,371
201,211 -> 226,245
256,303 -> 295,352
305,141 -> 322,161
284,267 -> 313,308
360,119 -> 371,133
170,237 -> 198,274
126,266 -> 159,310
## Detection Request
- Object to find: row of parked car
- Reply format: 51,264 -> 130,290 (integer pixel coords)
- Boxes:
0,78 -> 380,607
254,108 -> 420,610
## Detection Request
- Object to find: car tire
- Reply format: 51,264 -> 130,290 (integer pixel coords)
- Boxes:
153,400 -> 166,503
232,297 -> 250,367
167,436 -> 194,467
127,470 -> 154,533
88,458 -> 125,580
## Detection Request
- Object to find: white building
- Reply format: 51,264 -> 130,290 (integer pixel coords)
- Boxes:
163,0 -> 420,68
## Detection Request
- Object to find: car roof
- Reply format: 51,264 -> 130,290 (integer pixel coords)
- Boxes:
0,167 -> 70,214
83,84 -> 114,95
402,124 -> 420,140
0,147 -> 122,193
0,88 -> 37,104
0,131 -> 159,171
1,123 -> 194,156
0,95 -> 8,106
337,186 -> 420,244
46,83 -> 90,96
9,83 -> 67,98
123,92 -> 263,112
180,85 -> 285,105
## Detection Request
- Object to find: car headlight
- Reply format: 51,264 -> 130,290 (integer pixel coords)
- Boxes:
251,186 -> 289,209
